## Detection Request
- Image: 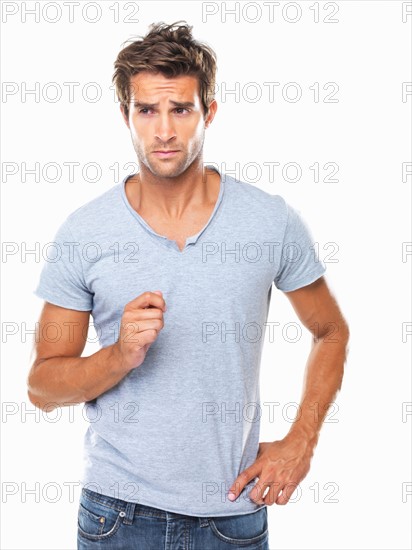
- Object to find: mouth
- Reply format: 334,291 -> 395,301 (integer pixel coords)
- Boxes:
152,150 -> 180,157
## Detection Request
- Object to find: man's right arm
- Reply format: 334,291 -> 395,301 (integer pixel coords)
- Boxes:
27,302 -> 128,411
27,292 -> 166,411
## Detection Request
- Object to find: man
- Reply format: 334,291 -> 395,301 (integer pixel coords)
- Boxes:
28,20 -> 349,550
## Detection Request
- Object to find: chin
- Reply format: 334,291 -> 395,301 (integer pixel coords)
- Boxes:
152,162 -> 187,178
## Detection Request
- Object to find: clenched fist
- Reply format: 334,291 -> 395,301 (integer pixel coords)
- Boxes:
113,290 -> 166,372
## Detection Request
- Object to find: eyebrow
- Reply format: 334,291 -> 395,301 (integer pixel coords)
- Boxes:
133,100 -> 196,109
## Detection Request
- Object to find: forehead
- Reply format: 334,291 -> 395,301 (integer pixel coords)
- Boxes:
129,72 -> 200,101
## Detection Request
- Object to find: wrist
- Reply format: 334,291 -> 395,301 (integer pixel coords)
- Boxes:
109,342 -> 131,374
285,425 -> 319,452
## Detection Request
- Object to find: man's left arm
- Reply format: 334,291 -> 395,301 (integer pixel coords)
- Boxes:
227,276 -> 350,506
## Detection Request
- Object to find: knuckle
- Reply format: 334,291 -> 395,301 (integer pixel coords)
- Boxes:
149,329 -> 158,341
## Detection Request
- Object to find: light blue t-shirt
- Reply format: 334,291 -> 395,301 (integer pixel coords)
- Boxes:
33,164 -> 326,517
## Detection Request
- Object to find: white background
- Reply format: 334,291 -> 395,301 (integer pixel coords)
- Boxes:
1,1 -> 411,548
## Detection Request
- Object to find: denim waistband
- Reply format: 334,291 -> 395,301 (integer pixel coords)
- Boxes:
81,487 -> 210,527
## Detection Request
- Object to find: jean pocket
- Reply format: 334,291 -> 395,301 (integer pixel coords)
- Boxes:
77,492 -> 125,541
208,507 -> 268,546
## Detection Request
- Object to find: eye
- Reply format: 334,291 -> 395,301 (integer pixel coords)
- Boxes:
137,107 -> 190,115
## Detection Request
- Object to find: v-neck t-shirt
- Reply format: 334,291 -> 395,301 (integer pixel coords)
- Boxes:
122,169 -> 225,253
33,164 -> 326,517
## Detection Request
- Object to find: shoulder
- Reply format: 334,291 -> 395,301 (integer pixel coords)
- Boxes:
222,172 -> 289,223
64,183 -> 121,235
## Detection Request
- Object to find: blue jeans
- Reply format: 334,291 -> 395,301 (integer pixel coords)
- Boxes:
77,488 -> 269,549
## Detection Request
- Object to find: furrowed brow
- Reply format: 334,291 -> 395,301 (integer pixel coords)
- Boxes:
133,100 -> 196,109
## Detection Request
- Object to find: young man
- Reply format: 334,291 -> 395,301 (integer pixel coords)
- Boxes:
28,21 -> 349,550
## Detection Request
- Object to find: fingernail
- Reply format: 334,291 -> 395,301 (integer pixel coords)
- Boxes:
228,492 -> 236,501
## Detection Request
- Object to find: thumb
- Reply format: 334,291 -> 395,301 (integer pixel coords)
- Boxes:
152,290 -> 167,312
143,290 -> 164,311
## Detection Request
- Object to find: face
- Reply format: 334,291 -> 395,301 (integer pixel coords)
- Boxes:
121,71 -> 217,179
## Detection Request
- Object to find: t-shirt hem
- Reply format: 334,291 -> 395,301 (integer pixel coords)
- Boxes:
275,266 -> 326,292
33,289 -> 92,311
80,481 -> 266,517
127,496 -> 267,518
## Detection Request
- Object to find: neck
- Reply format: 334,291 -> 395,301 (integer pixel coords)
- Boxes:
128,162 -> 218,220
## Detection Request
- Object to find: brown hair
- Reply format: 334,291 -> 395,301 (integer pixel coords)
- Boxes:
112,21 -> 217,120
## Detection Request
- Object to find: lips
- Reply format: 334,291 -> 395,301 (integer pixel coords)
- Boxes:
153,150 -> 179,157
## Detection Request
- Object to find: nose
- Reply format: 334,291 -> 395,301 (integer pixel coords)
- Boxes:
154,112 -> 177,144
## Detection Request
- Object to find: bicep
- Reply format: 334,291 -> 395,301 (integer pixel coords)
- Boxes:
283,276 -> 349,340
31,301 -> 91,366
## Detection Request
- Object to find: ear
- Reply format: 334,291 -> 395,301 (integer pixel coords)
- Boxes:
120,104 -> 130,129
204,99 -> 218,129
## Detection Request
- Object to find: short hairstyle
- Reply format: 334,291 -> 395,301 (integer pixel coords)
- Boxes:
112,20 -> 217,120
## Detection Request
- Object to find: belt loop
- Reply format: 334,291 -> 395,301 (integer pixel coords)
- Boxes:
122,501 -> 136,525
199,517 -> 210,528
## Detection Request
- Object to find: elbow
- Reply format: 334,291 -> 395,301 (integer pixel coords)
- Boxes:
27,388 -> 42,410
27,368 -> 40,409
26,371 -> 39,407
27,368 -> 58,412
27,389 -> 58,412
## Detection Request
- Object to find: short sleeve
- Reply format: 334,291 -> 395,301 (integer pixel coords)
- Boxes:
274,201 -> 326,292
33,218 -> 93,311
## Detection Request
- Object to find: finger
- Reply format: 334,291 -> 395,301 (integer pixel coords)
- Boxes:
124,327 -> 162,349
228,464 -> 261,502
120,318 -> 164,341
130,308 -> 164,320
275,482 -> 299,506
254,479 -> 283,506
145,290 -> 163,309
249,477 -> 279,505
126,291 -> 167,312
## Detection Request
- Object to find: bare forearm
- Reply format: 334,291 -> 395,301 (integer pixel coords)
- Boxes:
286,327 -> 349,448
27,343 -> 126,411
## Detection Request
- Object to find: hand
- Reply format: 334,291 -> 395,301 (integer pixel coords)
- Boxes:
114,290 -> 167,372
227,435 -> 315,506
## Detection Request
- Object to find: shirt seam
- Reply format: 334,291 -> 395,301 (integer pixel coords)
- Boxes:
65,217 -> 91,298
119,171 -> 227,256
273,196 -> 289,285
276,264 -> 326,292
